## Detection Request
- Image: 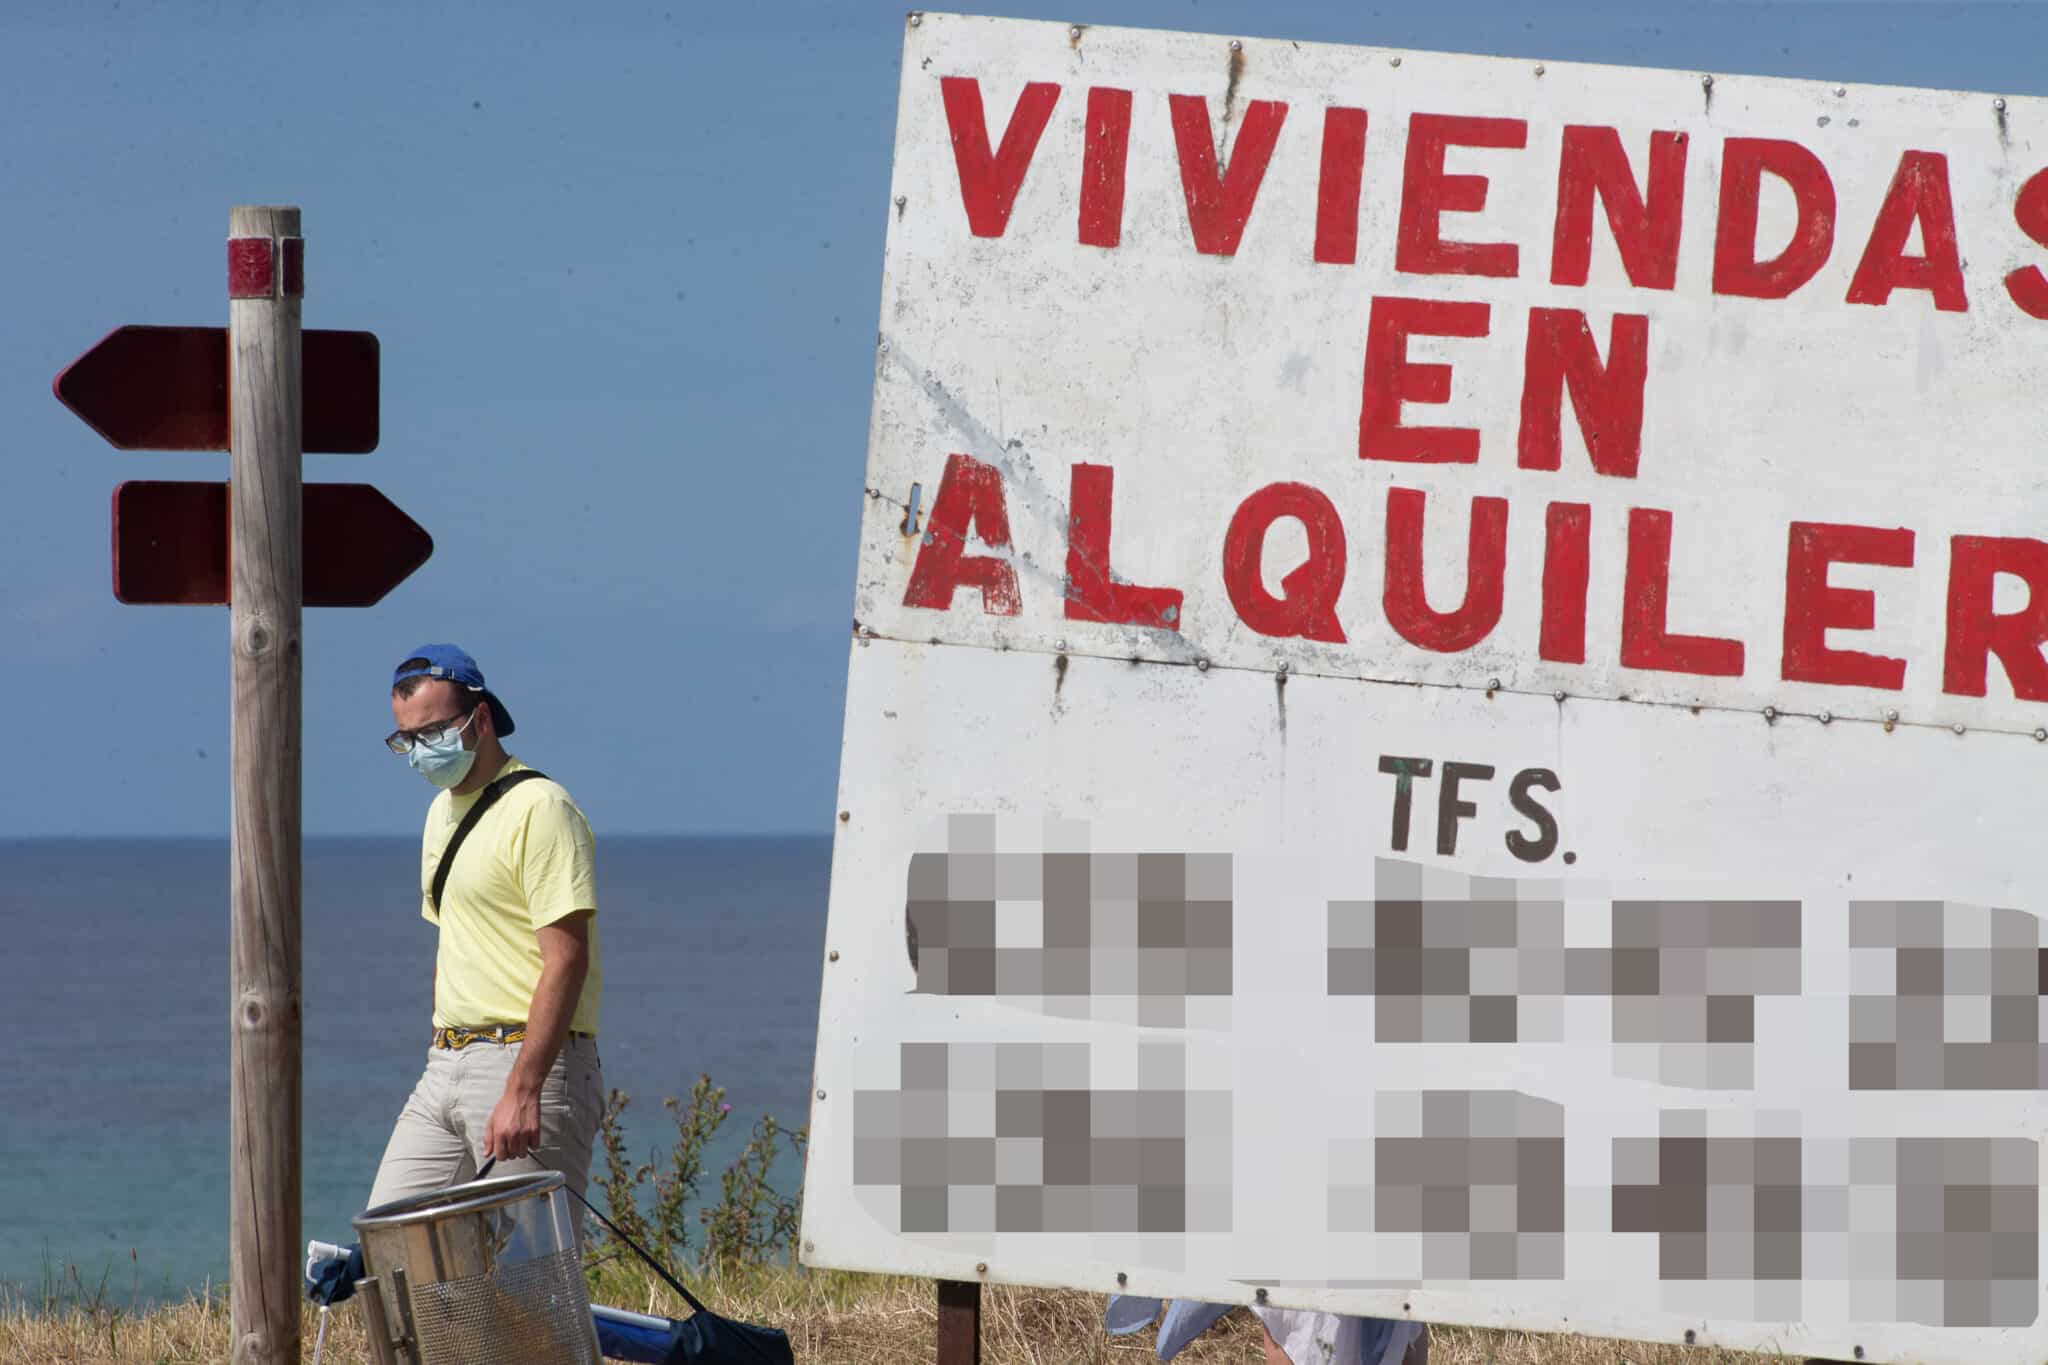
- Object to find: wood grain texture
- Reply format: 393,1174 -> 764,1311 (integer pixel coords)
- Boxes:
227,203 -> 304,1365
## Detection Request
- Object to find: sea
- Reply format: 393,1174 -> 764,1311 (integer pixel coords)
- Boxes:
0,834 -> 830,1308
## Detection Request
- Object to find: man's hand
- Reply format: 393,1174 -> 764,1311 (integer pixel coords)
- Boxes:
483,1081 -> 542,1162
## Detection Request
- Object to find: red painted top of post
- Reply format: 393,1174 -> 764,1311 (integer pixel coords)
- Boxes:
227,237 -> 274,298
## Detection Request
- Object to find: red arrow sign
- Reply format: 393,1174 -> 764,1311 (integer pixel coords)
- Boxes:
112,481 -> 431,606
55,325 -> 379,453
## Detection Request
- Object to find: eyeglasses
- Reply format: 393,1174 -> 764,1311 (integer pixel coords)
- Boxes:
385,707 -> 479,756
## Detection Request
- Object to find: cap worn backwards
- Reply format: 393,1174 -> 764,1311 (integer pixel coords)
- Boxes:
392,643 -> 516,737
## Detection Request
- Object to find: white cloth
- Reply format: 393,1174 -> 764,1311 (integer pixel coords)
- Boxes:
1254,1308 -> 1422,1365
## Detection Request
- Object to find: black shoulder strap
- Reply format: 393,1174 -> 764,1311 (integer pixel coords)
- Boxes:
430,769 -> 549,912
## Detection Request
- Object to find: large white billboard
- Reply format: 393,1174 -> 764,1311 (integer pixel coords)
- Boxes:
800,14 -> 2048,1363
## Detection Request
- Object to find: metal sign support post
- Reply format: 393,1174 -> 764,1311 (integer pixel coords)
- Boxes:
936,1279 -> 981,1365
227,203 -> 305,1365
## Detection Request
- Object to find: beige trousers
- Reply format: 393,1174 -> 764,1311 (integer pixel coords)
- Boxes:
367,1035 -> 604,1213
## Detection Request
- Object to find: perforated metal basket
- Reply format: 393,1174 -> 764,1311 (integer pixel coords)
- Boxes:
351,1171 -> 600,1365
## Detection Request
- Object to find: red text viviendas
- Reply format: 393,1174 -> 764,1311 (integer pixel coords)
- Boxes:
937,77 -> 2030,317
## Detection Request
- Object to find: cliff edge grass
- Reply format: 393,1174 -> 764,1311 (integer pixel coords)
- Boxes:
1,1265 -> 1779,1365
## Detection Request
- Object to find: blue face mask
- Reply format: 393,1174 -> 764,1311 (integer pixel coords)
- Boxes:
407,709 -> 480,789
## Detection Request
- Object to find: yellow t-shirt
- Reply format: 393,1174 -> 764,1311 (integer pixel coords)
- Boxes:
419,755 -> 602,1035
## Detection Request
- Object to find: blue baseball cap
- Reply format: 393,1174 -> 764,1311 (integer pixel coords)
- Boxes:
392,644 -> 515,737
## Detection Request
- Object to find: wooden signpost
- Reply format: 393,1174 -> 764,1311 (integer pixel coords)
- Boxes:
54,206 -> 429,1365
228,203 -> 305,1365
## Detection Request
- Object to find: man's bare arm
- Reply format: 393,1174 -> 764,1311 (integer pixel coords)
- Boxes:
482,910 -> 592,1161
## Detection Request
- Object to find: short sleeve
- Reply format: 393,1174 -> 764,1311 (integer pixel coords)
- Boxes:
514,791 -> 598,928
420,814 -> 442,924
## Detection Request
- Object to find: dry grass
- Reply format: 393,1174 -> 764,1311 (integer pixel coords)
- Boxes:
1,1266 -> 1786,1364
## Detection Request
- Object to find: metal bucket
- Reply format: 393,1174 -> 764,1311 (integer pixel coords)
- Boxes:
351,1170 -> 600,1365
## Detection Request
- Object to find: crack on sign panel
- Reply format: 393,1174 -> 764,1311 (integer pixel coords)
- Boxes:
887,343 -> 1198,660
1221,44 -> 1245,137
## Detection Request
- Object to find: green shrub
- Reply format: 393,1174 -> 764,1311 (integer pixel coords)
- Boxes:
586,1075 -> 806,1287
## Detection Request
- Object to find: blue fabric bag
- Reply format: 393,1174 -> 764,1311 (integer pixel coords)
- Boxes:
306,1244 -> 366,1307
592,1304 -> 690,1362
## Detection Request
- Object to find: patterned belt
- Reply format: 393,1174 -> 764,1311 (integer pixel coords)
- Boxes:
433,1023 -> 525,1050
431,1023 -> 594,1050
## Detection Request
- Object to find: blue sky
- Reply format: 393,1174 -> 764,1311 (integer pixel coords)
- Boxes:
5,0 -> 2044,837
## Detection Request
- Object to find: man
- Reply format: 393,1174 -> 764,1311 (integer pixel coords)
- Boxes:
366,644 -> 605,1211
